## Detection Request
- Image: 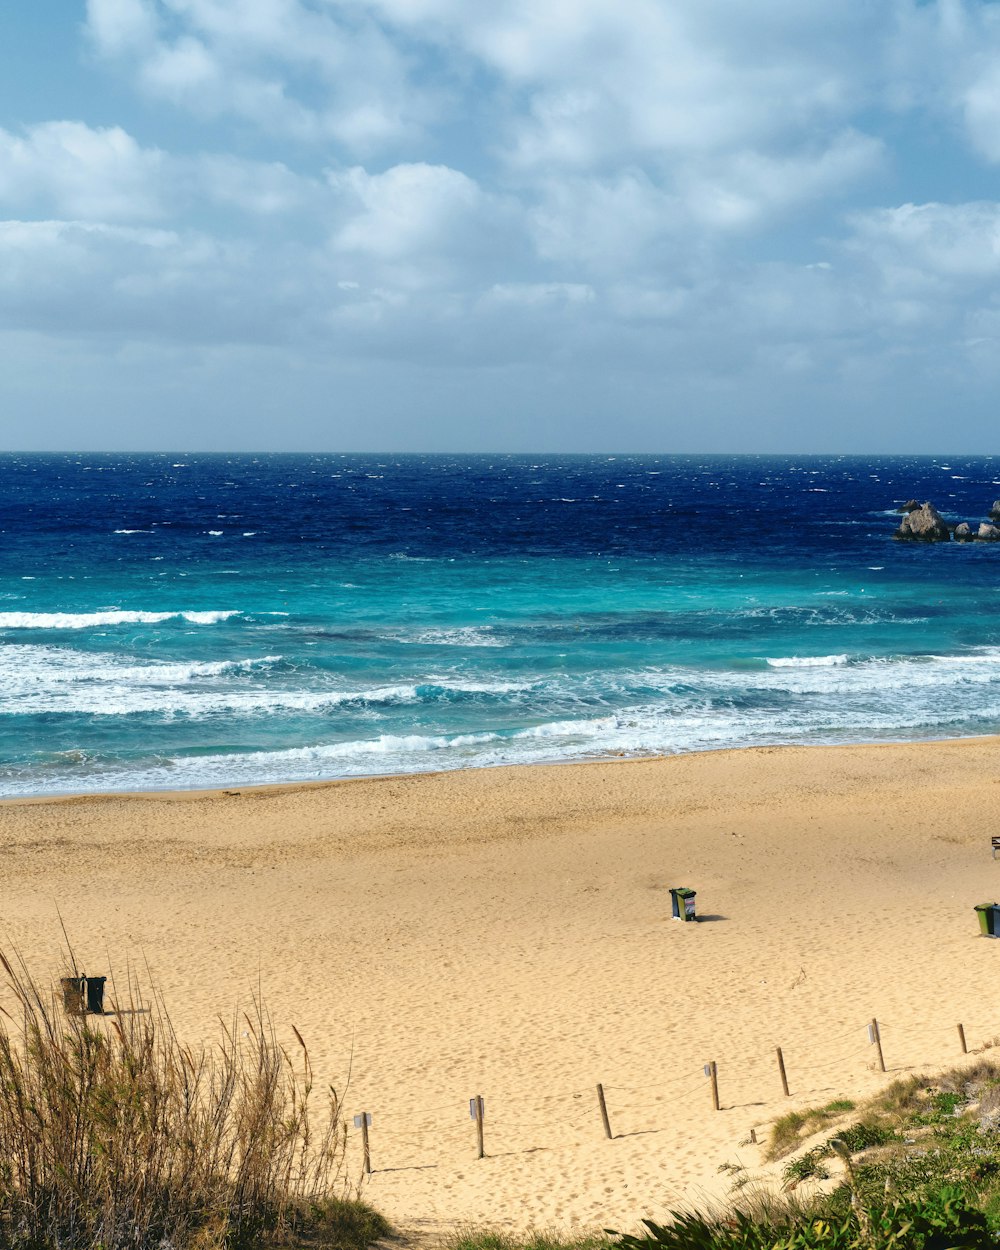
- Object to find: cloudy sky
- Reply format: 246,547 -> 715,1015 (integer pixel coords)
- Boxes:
4,1 -> 1000,451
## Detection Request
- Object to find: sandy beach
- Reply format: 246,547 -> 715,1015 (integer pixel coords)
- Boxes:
2,739 -> 1000,1238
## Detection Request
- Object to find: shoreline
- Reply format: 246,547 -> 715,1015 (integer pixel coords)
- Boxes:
4,729 -> 1000,808
3,735 -> 1000,1232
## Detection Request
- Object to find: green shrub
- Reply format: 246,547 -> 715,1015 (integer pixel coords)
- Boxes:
451,1233 -> 609,1250
819,1101 -> 855,1116
766,1104 -> 863,1162
831,1119 -> 894,1152
610,1185 -> 997,1248
781,1150 -> 830,1185
278,1197 -> 390,1250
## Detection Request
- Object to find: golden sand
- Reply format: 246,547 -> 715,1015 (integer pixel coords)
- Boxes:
2,739 -> 1000,1236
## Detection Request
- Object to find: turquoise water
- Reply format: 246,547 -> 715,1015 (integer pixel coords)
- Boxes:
2,453 -> 1000,797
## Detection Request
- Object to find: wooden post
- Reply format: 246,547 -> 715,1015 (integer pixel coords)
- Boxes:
750,1127 -> 758,1144
710,1061 -> 720,1111
871,1018 -> 886,1073
474,1094 -> 485,1159
958,1023 -> 968,1055
596,1083 -> 613,1139
775,1046 -> 790,1097
360,1114 -> 371,1176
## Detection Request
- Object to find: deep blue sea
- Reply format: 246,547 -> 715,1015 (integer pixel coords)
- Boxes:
3,452 -> 1000,798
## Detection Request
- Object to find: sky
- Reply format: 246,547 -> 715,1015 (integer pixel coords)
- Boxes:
4,2 -> 1000,452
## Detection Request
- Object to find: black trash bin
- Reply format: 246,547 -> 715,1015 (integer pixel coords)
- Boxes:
975,903 -> 997,938
85,976 -> 107,1015
670,887 -> 697,922
60,976 -> 85,1015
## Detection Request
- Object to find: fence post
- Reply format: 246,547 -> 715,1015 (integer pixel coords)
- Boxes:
596,1083 -> 613,1139
775,1046 -> 790,1097
353,1113 -> 371,1176
958,1023 -> 968,1055
710,1061 -> 720,1111
871,1018 -> 886,1073
474,1095 -> 485,1159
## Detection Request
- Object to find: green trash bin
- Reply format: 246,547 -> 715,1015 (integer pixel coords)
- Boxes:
670,887 -> 697,922
975,903 -> 997,937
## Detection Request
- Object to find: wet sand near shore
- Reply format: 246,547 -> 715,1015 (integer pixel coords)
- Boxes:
2,739 -> 1000,1236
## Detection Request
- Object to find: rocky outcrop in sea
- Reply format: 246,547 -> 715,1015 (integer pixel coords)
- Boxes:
894,502 -> 951,541
895,499 -> 1000,542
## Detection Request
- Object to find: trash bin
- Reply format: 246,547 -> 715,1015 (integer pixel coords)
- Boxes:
60,976 -> 85,1015
975,903 -> 997,937
670,887 -> 697,922
85,976 -> 106,1015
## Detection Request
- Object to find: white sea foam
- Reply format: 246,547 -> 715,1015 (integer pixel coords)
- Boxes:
0,648 -> 536,717
395,626 -> 510,648
0,647 -> 281,688
766,654 -> 849,668
12,625 -> 1000,795
7,675 -> 1000,797
114,529 -> 153,534
427,677 -> 534,694
0,609 -> 240,629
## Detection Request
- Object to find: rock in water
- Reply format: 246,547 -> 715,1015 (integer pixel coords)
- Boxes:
978,523 -> 1000,541
894,502 -> 951,542
899,499 -> 921,513
990,501 -> 1000,520
955,522 -> 973,541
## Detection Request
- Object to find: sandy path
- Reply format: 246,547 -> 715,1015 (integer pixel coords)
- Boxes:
2,740 -> 1000,1236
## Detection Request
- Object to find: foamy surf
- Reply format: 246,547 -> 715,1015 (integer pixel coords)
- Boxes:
0,609 -> 241,629
766,654 -> 850,667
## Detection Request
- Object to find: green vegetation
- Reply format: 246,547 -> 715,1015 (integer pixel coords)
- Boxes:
0,949 -> 387,1250
447,1232 -> 610,1250
605,1059 -> 1000,1248
766,1102 -> 857,1161
612,1189 -> 994,1248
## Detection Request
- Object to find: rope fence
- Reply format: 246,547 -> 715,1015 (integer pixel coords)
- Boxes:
338,1012 -> 998,1177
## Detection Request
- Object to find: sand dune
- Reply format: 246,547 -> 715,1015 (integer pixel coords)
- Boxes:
2,739 -> 1000,1236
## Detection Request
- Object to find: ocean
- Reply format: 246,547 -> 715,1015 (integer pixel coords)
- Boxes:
2,452 -> 1000,799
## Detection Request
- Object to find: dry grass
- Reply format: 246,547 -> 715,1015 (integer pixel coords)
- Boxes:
0,946 -> 361,1250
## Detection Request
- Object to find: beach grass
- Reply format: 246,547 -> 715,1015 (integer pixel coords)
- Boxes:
0,947 -> 384,1250
447,1231 -> 610,1250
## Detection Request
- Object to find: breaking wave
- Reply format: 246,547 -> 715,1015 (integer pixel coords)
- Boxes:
0,610 -> 241,630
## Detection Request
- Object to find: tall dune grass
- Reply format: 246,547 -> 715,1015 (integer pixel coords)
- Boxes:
0,948 -> 362,1250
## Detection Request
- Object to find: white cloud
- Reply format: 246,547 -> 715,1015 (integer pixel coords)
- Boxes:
82,0 -> 888,225
888,1 -> 1000,164
961,64 -> 1000,162
848,201 -> 1000,284
85,0 -> 430,151
0,123 -> 166,222
14,1 -> 1000,450
0,122 -> 322,224
372,0 -> 880,168
483,282 -> 595,307
527,172 -> 680,274
328,163 -> 525,288
681,130 -> 884,231
85,0 -> 159,56
0,218 -> 337,344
